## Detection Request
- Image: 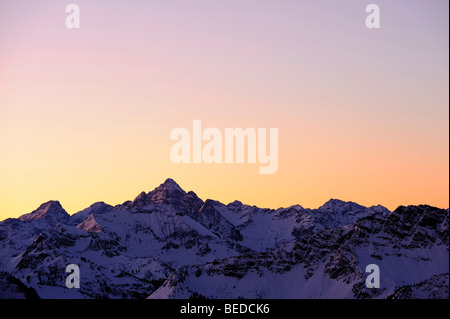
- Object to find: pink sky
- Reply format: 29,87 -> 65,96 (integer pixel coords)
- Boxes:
0,0 -> 448,218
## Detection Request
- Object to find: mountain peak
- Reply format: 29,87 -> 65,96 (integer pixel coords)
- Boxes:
319,199 -> 363,212
141,178 -> 186,205
161,178 -> 184,192
18,200 -> 69,224
228,200 -> 244,207
369,204 -> 391,215
70,201 -> 113,225
76,214 -> 104,233
151,178 -> 185,194
126,179 -> 188,209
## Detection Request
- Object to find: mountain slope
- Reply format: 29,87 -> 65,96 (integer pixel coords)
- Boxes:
149,205 -> 448,299
0,178 -> 447,299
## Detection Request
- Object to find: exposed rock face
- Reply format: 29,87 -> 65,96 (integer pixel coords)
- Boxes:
0,179 -> 448,299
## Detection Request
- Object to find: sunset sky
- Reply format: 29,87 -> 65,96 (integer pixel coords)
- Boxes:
0,0 -> 448,219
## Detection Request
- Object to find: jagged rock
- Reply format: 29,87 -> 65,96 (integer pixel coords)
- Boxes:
0,179 -> 447,299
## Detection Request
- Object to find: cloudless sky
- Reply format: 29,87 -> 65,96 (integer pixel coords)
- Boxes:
0,0 -> 448,218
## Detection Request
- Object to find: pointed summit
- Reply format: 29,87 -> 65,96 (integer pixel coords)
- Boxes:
149,178 -> 186,204
18,200 -> 70,224
132,191 -> 148,206
314,199 -> 384,228
160,178 -> 184,192
318,199 -> 364,213
70,201 -> 113,225
152,178 -> 185,194
129,179 -> 187,209
77,214 -> 104,233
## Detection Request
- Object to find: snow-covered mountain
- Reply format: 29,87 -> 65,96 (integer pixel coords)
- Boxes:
0,179 -> 448,299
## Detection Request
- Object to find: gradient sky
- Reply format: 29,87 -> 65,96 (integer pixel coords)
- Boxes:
0,0 -> 448,219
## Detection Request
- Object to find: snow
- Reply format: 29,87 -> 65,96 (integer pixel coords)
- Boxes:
0,179 -> 447,299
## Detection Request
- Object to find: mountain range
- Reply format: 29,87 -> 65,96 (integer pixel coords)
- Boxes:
0,178 -> 448,299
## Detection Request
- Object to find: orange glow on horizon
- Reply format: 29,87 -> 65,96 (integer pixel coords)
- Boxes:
0,1 -> 448,219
